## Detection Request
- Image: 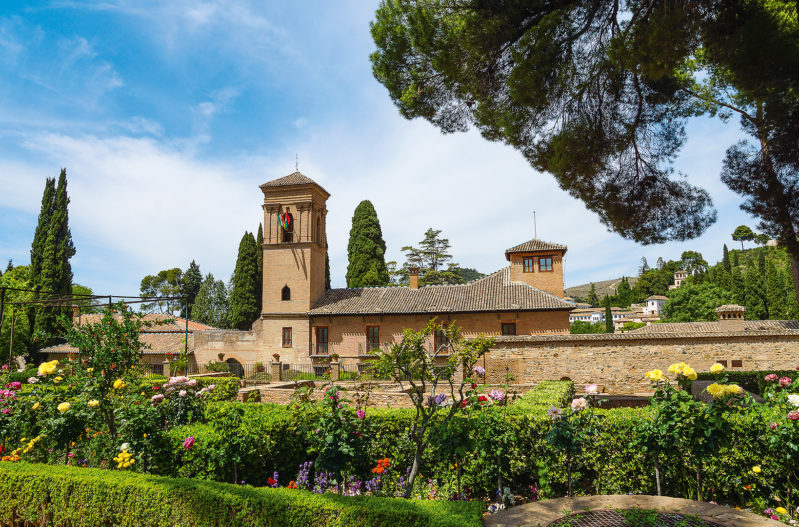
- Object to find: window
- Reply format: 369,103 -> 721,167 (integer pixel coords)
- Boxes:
281,285 -> 291,301
718,360 -> 728,367
281,327 -> 292,347
539,256 -> 553,272
731,359 -> 743,368
366,326 -> 380,352
523,257 -> 535,272
315,326 -> 328,355
434,327 -> 448,353
501,323 -> 516,335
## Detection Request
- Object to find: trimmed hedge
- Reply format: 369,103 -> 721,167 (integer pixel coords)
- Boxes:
510,380 -> 575,413
0,462 -> 483,527
694,370 -> 798,395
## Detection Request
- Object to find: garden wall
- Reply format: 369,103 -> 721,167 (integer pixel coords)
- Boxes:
486,331 -> 799,393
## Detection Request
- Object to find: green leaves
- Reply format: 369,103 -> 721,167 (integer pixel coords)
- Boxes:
346,201 -> 390,288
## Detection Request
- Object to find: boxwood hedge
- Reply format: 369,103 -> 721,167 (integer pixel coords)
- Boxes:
0,462 -> 483,527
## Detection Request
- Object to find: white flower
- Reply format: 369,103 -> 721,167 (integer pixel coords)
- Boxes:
179,390 -> 187,397
788,394 -> 799,407
571,397 -> 588,412
187,379 -> 197,387
27,377 -> 39,384
120,443 -> 130,451
585,383 -> 598,395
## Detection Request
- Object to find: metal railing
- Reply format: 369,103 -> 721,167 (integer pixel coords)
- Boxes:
283,363 -> 329,381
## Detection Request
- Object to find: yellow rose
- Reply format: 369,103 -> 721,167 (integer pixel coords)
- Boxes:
706,383 -> 725,399
752,466 -> 761,474
86,368 -> 94,373
682,367 -> 697,380
668,363 -> 680,374
53,376 -> 63,383
710,363 -> 725,374
38,360 -> 59,376
776,507 -> 787,515
113,379 -> 126,390
57,402 -> 71,413
88,400 -> 99,407
725,384 -> 742,396
645,369 -> 664,382
32,402 -> 41,410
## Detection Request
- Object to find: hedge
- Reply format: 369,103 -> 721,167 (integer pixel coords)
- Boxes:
14,375 -> 239,401
0,462 -> 482,527
694,370 -> 798,395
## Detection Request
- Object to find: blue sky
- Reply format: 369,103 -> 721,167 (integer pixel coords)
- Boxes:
0,1 -> 757,296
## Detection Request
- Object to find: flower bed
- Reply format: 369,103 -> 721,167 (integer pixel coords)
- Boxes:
0,461 -> 483,527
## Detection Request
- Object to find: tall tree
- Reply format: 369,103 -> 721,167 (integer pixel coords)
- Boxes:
680,251 -> 708,275
765,261 -> 788,319
662,282 -> 736,322
744,266 -> 768,320
371,1 -> 799,305
616,278 -> 634,308
191,273 -> 229,328
30,178 -> 55,282
0,265 -> 33,360
5,260 -> 12,273
33,169 -> 76,343
586,283 -> 598,307
228,231 -> 260,330
400,228 -> 461,285
732,225 -> 756,250
140,268 -> 183,314
638,257 -> 650,276
722,244 -> 731,272
604,296 -> 614,334
346,200 -> 390,287
256,223 -> 264,311
181,260 -> 203,319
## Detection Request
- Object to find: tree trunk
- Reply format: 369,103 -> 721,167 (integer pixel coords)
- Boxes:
403,438 -> 424,498
696,468 -> 703,502
653,454 -> 662,496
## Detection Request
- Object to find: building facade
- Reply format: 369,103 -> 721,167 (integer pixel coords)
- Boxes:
194,171 -> 575,369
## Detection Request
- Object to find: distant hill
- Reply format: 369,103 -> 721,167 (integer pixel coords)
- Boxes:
566,277 -> 639,301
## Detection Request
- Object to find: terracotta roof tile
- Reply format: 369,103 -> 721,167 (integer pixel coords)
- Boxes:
505,239 -> 567,259
259,171 -> 329,194
73,313 -> 215,333
630,320 -> 799,334
310,267 -> 574,315
40,332 -> 195,355
715,304 -> 746,313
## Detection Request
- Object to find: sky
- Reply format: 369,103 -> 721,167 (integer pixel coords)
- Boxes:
0,1 -> 759,297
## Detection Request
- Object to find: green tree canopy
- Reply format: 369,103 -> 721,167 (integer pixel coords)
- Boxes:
140,268 -> 183,314
371,1 -> 799,305
679,251 -> 708,275
0,265 -> 33,360
732,225 -> 755,250
346,200 -> 390,287
228,231 -> 260,330
181,260 -> 202,319
399,228 -> 468,286
191,273 -> 229,328
662,282 -> 736,322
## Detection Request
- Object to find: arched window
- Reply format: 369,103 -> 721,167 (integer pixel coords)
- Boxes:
281,285 -> 291,301
279,211 -> 293,243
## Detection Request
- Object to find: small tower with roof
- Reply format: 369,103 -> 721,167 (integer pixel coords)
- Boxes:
505,239 -> 567,297
716,304 -> 746,331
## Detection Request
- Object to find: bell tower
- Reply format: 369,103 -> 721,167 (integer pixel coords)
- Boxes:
259,171 -> 329,315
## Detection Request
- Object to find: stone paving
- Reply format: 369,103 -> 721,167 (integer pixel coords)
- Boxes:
484,495 -> 780,527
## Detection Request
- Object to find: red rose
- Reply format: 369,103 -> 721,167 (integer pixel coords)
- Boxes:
267,477 -> 276,486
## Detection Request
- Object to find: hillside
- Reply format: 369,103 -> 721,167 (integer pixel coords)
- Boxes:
566,277 -> 638,301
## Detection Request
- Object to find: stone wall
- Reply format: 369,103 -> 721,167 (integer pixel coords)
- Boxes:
485,331 -> 799,394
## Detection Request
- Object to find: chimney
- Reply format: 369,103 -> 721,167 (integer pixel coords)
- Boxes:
408,267 -> 420,289
716,304 -> 745,332
71,305 -> 81,324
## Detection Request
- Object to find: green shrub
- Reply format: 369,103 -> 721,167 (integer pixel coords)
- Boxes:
511,380 -> 575,413
0,462 -> 483,527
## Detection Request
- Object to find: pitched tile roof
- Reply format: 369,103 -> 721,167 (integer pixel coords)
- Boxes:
505,239 -> 567,259
40,333 -> 195,355
259,171 -> 329,194
309,267 -> 574,315
645,295 -> 668,301
73,313 -> 215,333
630,319 -> 799,334
715,304 -> 746,313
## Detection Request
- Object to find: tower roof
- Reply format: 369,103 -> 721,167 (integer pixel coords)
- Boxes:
260,171 -> 329,195
505,239 -> 567,260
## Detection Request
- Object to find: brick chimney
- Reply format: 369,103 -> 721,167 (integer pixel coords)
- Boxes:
408,267 -> 420,290
716,304 -> 745,331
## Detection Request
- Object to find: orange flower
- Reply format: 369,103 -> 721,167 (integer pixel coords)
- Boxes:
287,481 -> 298,489
372,466 -> 385,474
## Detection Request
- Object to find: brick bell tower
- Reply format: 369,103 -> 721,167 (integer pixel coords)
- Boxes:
258,171 -> 329,361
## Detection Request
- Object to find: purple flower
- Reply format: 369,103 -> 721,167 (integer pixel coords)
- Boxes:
428,393 -> 447,406
183,436 -> 195,450
488,389 -> 505,402
473,365 -> 486,376
547,406 -> 562,421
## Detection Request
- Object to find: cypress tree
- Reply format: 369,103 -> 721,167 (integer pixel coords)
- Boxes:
731,251 -> 739,268
34,169 -> 75,343
744,266 -> 767,320
604,296 -> 614,333
346,200 -> 389,287
228,232 -> 260,330
256,223 -> 264,312
765,261 -> 787,320
722,244 -> 730,272
30,178 -> 56,281
181,260 -> 203,319
586,283 -> 598,307
5,260 -> 12,273
192,273 -> 229,328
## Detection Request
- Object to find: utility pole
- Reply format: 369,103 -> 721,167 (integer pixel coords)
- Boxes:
533,211 -> 537,239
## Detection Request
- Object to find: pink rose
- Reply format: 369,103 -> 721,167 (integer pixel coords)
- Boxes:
770,422 -> 779,430
780,377 -> 792,388
789,410 -> 799,421
2,408 -> 10,415
765,374 -> 778,382
183,436 -> 195,450
585,384 -> 598,395
356,409 -> 365,419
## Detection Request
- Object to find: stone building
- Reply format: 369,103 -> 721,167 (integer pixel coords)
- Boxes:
194,171 -> 575,369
